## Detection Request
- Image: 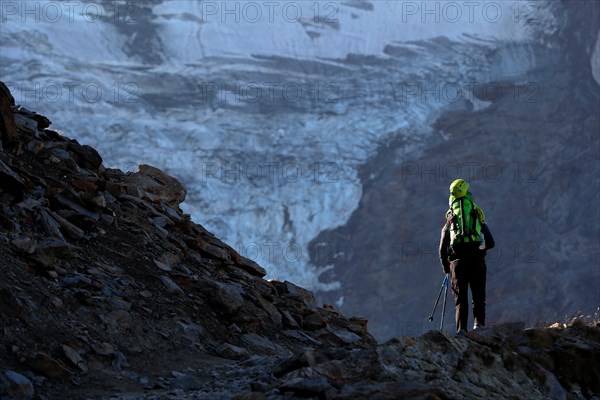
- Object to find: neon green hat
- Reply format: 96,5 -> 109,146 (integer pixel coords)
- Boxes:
449,179 -> 469,199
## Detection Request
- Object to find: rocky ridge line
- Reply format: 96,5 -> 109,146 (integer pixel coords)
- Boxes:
0,81 -> 379,399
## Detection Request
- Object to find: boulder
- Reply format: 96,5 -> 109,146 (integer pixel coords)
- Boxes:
124,164 -> 186,207
35,237 -> 77,258
215,343 -> 250,360
13,114 -> 38,135
62,345 -> 87,373
3,370 -> 34,399
67,141 -> 103,172
92,342 -> 115,356
241,333 -> 279,355
14,107 -> 51,130
331,329 -> 362,345
201,281 -> 244,314
303,313 -> 327,331
237,256 -> 267,278
255,294 -> 283,327
159,275 -> 184,294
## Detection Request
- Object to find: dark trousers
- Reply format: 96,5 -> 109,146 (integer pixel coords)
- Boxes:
449,257 -> 486,332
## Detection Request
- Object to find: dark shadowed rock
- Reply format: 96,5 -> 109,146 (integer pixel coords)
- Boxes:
272,280 -> 318,311
334,381 -> 452,400
215,343 -> 250,360
13,114 -> 38,135
0,82 -> 18,145
237,256 -> 267,278
10,236 -> 37,254
255,294 -> 283,326
241,333 -> 279,355
303,313 -> 327,331
0,159 -> 25,201
67,140 -> 102,172
27,353 -> 71,380
279,375 -> 333,396
67,141 -> 103,172
62,345 -> 87,373
50,193 -> 100,221
169,371 -> 204,391
231,392 -> 267,400
159,275 -> 184,294
0,288 -> 33,320
272,349 -> 322,378
3,370 -> 34,399
201,281 -> 244,313
35,237 -> 77,258
283,330 -> 322,346
15,107 -> 51,131
124,164 -> 186,207
185,236 -> 231,261
38,209 -> 64,239
49,210 -> 85,239
331,329 -> 362,345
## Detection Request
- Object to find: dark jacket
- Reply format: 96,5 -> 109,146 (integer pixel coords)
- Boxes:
439,222 -> 495,273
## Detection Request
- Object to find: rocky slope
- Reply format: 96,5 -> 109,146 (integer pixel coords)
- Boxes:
0,82 -> 376,398
1,83 -> 600,400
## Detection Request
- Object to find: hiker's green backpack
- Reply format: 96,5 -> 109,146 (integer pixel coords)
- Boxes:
446,192 -> 485,245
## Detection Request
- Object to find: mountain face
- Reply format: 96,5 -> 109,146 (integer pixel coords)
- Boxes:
1,0 -> 599,340
310,1 -> 600,339
1,84 -> 600,400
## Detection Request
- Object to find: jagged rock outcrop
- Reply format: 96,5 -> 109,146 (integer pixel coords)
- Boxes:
1,84 -> 599,400
0,83 -> 376,399
0,82 -> 18,147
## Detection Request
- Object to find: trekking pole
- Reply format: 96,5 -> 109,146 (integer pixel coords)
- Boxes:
428,274 -> 449,322
440,273 -> 449,331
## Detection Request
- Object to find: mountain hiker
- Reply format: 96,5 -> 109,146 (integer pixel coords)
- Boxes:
439,179 -> 495,334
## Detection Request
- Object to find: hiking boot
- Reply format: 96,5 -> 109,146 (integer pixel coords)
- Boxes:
456,329 -> 468,337
473,322 -> 485,330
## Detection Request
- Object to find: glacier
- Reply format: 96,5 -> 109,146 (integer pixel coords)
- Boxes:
0,0 -> 564,290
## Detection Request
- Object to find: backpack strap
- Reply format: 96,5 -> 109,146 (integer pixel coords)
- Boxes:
446,209 -> 457,231
470,203 -> 479,236
459,198 -> 466,237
